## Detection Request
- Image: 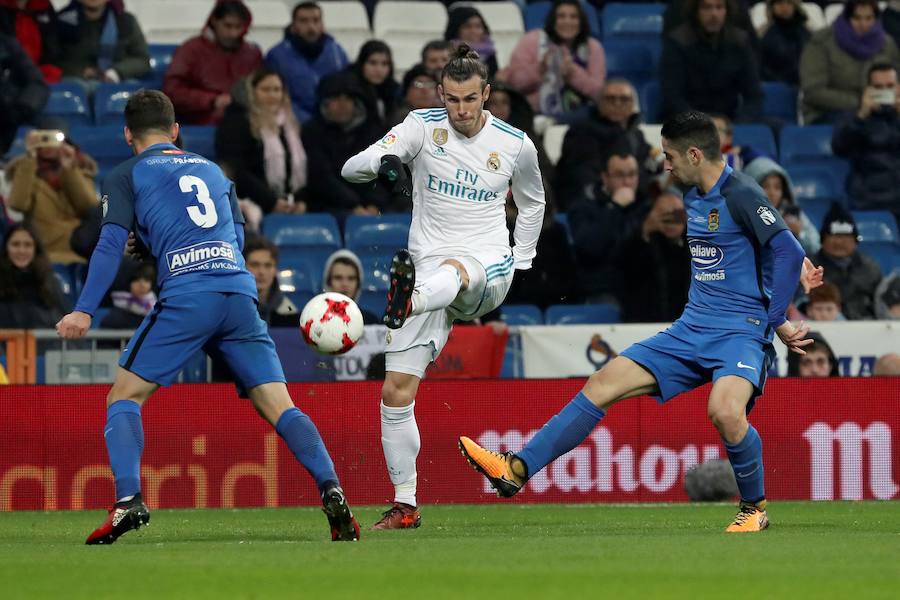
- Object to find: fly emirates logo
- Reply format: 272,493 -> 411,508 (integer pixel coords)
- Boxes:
426,168 -> 500,202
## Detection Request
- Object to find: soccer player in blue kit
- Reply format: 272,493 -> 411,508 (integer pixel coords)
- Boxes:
56,90 -> 360,544
460,111 -> 820,532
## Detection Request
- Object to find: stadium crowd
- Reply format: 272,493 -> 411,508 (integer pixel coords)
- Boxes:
0,0 -> 898,355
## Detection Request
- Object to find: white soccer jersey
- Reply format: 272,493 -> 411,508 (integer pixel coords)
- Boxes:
341,108 -> 545,269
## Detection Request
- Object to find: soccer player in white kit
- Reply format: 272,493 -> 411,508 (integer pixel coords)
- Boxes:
341,45 -> 546,529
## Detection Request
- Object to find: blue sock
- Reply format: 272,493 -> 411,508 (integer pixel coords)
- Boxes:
275,408 -> 338,494
104,400 -> 144,502
516,392 -> 606,478
725,425 -> 765,503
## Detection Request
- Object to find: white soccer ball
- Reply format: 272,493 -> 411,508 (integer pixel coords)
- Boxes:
299,292 -> 365,355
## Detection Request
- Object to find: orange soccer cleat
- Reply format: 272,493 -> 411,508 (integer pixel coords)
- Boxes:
457,436 -> 524,498
371,503 -> 421,530
726,500 -> 769,533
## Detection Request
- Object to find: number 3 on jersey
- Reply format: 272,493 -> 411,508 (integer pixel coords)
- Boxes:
180,175 -> 218,228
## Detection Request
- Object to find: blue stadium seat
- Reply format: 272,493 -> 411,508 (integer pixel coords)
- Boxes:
358,289 -> 386,317
795,197 -> 835,230
180,351 -> 208,383
52,263 -> 76,307
603,38 -> 655,89
788,165 -> 844,200
180,125 -> 216,160
501,304 -> 543,325
90,308 -> 110,329
859,241 -> 900,274
344,214 -> 411,253
545,303 -> 620,324
144,43 -> 177,88
779,125 -> 834,163
94,83 -> 142,126
262,213 -> 341,248
355,249 -> 394,292
44,83 -> 91,127
784,159 -> 849,201
68,125 -> 133,179
279,253 -> 326,298
761,82 -> 798,122
852,210 -> 899,243
602,3 -> 665,39
732,124 -> 777,159
524,1 -> 600,37
640,80 -> 660,123
555,212 -> 574,246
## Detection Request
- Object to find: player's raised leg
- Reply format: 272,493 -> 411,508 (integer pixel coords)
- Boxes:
707,376 -> 768,532
459,356 -> 658,496
372,369 -> 423,529
384,252 -> 469,330
85,368 -> 157,545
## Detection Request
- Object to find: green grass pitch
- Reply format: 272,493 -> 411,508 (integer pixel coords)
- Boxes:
2,502 -> 898,599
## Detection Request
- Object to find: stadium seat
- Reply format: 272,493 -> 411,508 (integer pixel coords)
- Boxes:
318,0 -> 372,62
144,43 -> 178,88
94,82 -> 142,126
859,241 -> 900,275
180,125 -> 217,160
543,124 -> 568,164
52,263 -> 76,307
278,257 -> 319,308
749,1 -> 768,31
344,214 -> 411,254
638,122 -> 662,151
90,308 -> 110,329
852,210 -> 899,243
732,124 -> 777,159
358,289 -> 386,317
603,38 -> 655,89
787,165 -> 844,201
802,2 -> 827,30
44,83 -> 91,127
779,125 -> 834,163
640,80 -> 660,123
139,1 -> 210,44
555,212 -> 573,245
501,304 -> 543,325
761,81 -> 798,122
795,196 -> 833,231
601,3 -> 665,40
524,1 -> 600,37
355,249 -> 394,292
243,1 -> 291,52
453,2 -> 525,67
545,303 -> 620,324
262,214 -> 342,271
67,125 -> 133,178
373,1 -> 448,73
179,351 -> 208,383
824,2 -> 843,26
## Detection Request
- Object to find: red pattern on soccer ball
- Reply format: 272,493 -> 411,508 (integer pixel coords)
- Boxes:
320,299 -> 352,324
329,332 -> 356,355
300,319 -> 315,345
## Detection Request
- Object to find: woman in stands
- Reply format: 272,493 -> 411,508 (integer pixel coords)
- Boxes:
503,0 -> 605,122
349,40 -> 399,127
216,67 -> 308,232
0,223 -> 69,328
444,5 -> 498,78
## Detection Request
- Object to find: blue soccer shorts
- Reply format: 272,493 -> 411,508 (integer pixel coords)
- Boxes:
119,291 -> 286,393
620,319 -> 776,413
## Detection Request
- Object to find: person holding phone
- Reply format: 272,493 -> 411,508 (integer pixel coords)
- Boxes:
832,62 -> 900,227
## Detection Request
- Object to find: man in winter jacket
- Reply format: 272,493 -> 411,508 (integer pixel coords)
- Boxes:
163,0 -> 262,125
266,2 -> 348,123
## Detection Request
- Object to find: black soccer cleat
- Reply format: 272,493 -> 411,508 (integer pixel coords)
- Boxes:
85,494 -> 150,545
322,485 -> 361,542
383,250 -> 416,330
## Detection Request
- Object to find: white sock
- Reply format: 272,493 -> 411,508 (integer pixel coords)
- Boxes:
380,401 -> 420,507
411,264 -> 462,315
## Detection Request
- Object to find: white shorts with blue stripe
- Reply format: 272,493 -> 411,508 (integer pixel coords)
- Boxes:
384,253 -> 514,378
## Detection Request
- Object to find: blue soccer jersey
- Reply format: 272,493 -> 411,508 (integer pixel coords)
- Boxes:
101,143 -> 256,300
680,164 -> 790,333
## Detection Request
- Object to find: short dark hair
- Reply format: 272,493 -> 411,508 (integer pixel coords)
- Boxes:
243,236 -> 279,262
212,0 -> 252,22
441,43 -> 489,89
661,111 -> 721,161
421,39 -> 453,61
843,0 -> 880,20
603,142 -> 637,172
544,0 -> 590,48
867,62 -> 897,83
292,1 -> 320,19
125,90 -> 175,139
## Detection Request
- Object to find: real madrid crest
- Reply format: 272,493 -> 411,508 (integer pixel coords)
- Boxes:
707,208 -> 719,231
432,128 -> 448,146
487,151 -> 500,171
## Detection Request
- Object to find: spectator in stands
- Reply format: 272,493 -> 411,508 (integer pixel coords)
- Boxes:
555,79 -> 655,207
661,0 -> 763,122
56,0 -> 149,90
486,81 -> 555,180
5,129 -> 97,265
800,0 -> 900,124
873,352 -> 900,375
801,281 -> 846,321
744,156 -> 820,255
569,145 -> 647,304
243,236 -> 299,327
0,33 -> 48,154
349,40 -> 399,126
832,63 -> 900,225
0,0 -> 61,83
444,5 -> 498,78
710,113 -> 767,171
216,67 -> 308,233
421,39 -> 452,77
757,0 -> 810,85
322,249 -> 379,324
504,0 -> 605,122
812,204 -> 882,320
664,0 -> 759,52
786,331 -> 839,377
0,223 -> 68,328
387,63 -> 440,126
614,188 -> 691,323
885,1 -> 900,49
302,71 -> 390,217
875,271 -> 900,319
164,0 -> 261,125
266,1 -> 348,123
99,262 -> 156,329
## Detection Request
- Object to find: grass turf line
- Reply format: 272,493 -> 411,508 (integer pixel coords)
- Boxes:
1,502 -> 898,599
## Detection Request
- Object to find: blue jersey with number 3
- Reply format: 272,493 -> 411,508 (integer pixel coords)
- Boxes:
101,143 -> 256,300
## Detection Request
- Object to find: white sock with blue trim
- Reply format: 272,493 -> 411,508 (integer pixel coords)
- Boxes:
410,264 -> 462,315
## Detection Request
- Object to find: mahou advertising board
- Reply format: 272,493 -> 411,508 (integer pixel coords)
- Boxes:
0,378 -> 897,510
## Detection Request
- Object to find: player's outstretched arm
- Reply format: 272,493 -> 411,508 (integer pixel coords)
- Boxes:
340,112 -> 425,183
800,256 -> 824,294
56,223 -> 129,340
509,136 -> 546,270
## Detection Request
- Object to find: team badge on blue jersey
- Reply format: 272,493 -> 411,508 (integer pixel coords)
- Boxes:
708,208 -> 719,231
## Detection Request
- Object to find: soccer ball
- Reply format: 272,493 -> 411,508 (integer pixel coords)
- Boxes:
299,292 -> 365,355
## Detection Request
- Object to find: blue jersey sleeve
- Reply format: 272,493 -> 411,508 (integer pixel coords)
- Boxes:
73,223 -> 128,316
766,229 -> 805,329
724,187 -> 789,247
101,165 -> 136,230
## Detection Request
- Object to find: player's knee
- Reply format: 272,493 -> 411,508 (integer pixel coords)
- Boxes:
708,402 -> 745,437
441,259 -> 469,290
382,378 -> 415,407
582,371 -> 618,410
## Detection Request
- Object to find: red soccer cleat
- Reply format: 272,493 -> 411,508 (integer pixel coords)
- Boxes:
85,496 -> 150,545
371,503 -> 422,530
